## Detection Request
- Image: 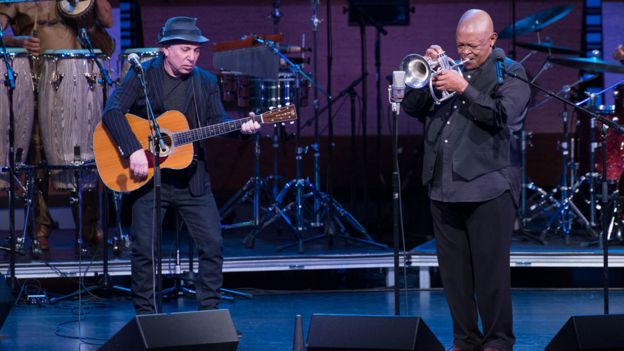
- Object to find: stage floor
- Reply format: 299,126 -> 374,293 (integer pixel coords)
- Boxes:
0,288 -> 623,350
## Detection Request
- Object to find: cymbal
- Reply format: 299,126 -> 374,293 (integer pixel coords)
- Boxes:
498,4 -> 574,39
515,41 -> 580,55
549,57 -> 624,74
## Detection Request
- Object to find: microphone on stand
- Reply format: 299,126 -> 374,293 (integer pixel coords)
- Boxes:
494,47 -> 505,86
127,53 -> 144,75
389,70 -> 406,113
390,71 -> 406,102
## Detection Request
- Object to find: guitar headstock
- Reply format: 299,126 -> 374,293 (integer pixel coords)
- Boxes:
259,105 -> 298,124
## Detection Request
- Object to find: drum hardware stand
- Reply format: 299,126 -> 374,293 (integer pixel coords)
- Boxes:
15,164 -> 39,257
48,162 -> 132,304
250,35 -> 384,252
504,67 -> 624,313
311,0 -> 322,228
161,216 -> 201,300
515,130 -> 549,244
1,25 -> 21,290
538,89 -> 597,243
110,191 -> 129,256
219,132 -> 276,231
161,216 -> 252,302
219,0 -> 287,232
503,69 -> 624,242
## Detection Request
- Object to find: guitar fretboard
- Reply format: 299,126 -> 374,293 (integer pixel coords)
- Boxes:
171,117 -> 254,146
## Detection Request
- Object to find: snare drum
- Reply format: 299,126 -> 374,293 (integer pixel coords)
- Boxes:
38,49 -> 106,191
0,48 -> 35,189
119,48 -> 160,81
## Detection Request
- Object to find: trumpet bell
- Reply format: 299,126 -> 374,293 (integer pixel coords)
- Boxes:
400,54 -> 431,89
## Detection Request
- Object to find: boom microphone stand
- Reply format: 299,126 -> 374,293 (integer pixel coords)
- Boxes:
502,67 -> 624,314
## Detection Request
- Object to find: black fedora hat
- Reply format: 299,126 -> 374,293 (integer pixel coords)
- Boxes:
158,16 -> 209,44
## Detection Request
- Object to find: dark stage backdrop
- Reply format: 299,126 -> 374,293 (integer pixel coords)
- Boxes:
137,0 -> 584,137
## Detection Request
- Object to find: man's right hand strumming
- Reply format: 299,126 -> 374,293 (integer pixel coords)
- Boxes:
129,149 -> 149,180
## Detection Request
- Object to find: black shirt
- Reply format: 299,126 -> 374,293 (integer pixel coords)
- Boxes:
403,50 -> 531,204
161,67 -> 201,185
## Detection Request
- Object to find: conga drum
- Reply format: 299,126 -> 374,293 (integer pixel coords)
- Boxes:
38,49 -> 105,191
0,48 -> 35,189
118,48 -> 160,81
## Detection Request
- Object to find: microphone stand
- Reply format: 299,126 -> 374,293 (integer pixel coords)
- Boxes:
135,67 -> 167,313
350,3 -> 388,228
1,25 -> 19,291
311,0 -> 322,227
78,28 -> 124,293
503,68 -> 623,315
388,89 -> 402,315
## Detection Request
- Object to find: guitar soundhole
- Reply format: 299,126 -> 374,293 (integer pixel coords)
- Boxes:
151,133 -> 173,156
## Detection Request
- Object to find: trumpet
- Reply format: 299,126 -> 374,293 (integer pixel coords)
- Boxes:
400,51 -> 470,104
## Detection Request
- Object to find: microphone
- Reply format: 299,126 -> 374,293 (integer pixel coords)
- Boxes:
390,71 -> 406,103
494,48 -> 505,86
127,53 -> 143,74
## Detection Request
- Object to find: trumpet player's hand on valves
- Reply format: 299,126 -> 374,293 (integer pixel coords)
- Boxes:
432,69 -> 468,94
425,45 -> 444,61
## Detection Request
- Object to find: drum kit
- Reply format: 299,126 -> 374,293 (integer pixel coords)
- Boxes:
497,5 -> 624,244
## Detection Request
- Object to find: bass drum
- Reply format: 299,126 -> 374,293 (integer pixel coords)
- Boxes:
38,49 -> 105,191
119,48 -> 160,82
0,48 -> 35,189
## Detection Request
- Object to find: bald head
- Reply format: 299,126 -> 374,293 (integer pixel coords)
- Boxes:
455,9 -> 497,69
457,9 -> 494,36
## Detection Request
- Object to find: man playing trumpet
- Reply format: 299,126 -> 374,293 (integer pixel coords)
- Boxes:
402,9 -> 530,351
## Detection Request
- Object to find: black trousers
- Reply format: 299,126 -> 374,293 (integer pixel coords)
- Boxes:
130,179 -> 223,314
430,191 -> 515,351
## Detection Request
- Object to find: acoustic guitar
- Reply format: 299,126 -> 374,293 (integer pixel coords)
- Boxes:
93,105 -> 297,193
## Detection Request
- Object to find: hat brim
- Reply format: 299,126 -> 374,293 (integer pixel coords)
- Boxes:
158,34 -> 209,44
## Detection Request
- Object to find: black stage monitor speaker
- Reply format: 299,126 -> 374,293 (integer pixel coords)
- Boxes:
546,314 -> 624,351
0,273 -> 14,331
99,309 -> 239,351
306,314 -> 444,351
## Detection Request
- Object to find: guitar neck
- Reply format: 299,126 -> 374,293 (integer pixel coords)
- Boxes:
171,116 -> 253,146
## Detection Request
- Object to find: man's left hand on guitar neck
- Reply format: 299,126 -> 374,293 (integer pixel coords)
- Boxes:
240,112 -> 261,134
